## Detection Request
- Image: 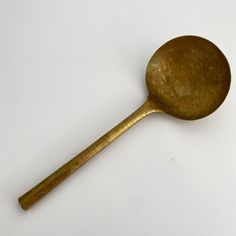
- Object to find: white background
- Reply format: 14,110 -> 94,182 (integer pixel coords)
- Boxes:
0,0 -> 235,235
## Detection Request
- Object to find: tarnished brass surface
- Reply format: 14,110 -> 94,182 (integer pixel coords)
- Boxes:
146,36 -> 231,119
18,35 -> 231,210
18,100 -> 158,210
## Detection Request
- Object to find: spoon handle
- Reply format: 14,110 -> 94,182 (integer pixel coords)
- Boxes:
18,99 -> 158,210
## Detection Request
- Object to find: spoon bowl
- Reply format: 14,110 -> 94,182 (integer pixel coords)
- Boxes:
146,35 -> 231,120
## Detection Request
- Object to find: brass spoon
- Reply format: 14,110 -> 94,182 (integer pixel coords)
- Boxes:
19,35 -> 231,210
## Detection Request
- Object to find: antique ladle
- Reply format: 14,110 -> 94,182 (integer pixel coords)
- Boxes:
19,35 -> 231,210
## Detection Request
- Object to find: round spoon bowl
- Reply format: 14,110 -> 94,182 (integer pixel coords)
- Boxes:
146,35 -> 231,120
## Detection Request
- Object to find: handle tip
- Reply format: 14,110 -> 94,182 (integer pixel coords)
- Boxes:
18,196 -> 30,211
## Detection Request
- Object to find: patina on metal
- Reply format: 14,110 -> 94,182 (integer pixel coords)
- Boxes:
18,35 -> 231,210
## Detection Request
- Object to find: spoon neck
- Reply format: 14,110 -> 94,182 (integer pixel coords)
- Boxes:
121,99 -> 159,126
144,98 -> 163,114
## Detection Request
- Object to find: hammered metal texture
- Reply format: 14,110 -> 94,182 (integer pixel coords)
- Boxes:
146,36 -> 231,120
